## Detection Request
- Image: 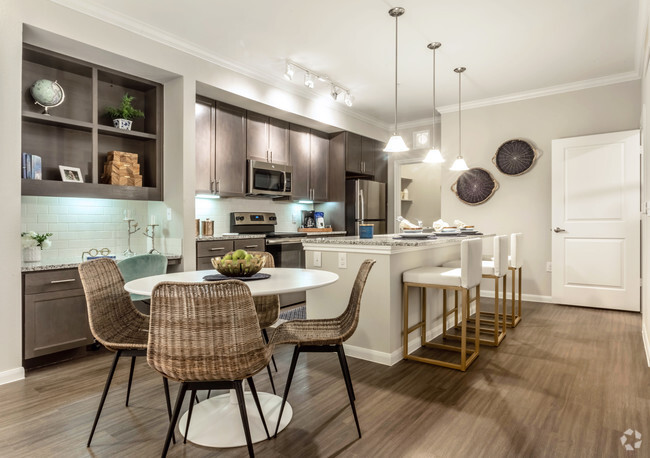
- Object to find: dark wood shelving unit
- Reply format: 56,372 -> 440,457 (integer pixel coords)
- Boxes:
21,44 -> 163,201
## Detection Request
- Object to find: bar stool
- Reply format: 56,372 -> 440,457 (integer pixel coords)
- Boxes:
402,238 -> 482,371
442,235 -> 508,346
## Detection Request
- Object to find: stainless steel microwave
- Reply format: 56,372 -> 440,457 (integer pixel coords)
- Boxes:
247,160 -> 292,197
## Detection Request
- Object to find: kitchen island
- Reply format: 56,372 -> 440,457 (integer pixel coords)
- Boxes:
302,234 -> 492,366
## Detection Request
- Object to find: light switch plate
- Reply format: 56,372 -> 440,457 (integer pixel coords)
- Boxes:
338,252 -> 347,269
166,208 -> 172,220
313,251 -> 322,267
546,261 -> 552,272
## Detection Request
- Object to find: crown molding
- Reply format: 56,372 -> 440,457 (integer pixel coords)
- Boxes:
437,71 -> 641,114
396,115 -> 441,131
50,0 -> 390,132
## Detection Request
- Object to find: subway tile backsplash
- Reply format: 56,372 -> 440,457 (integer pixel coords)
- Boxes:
21,196 -> 149,261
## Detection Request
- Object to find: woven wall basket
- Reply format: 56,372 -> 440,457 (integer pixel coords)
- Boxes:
492,139 -> 538,176
451,167 -> 499,206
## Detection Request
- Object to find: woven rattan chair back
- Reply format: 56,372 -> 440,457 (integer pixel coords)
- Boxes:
78,258 -> 149,351
338,259 -> 376,342
247,251 -> 280,328
147,280 -> 272,382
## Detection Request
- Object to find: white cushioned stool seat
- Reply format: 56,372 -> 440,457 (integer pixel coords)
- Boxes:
441,259 -> 498,276
402,266 -> 462,287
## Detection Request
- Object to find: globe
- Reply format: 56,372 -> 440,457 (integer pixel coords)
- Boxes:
30,79 -> 65,115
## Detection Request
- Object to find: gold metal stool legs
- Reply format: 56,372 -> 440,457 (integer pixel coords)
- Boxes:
507,266 -> 522,327
403,282 -> 480,371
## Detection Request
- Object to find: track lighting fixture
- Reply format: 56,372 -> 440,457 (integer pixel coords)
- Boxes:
283,60 -> 353,106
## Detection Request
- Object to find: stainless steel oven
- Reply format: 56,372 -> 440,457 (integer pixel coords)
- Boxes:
247,160 -> 292,197
230,211 -> 306,306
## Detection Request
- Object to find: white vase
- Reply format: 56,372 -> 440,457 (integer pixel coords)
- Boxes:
23,246 -> 41,262
113,118 -> 132,130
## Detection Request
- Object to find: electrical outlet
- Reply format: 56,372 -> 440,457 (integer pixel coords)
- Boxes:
313,251 -> 322,267
546,261 -> 552,272
338,252 -> 347,269
166,208 -> 172,221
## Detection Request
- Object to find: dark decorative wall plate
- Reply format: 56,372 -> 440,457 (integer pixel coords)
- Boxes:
492,139 -> 538,176
451,167 -> 499,206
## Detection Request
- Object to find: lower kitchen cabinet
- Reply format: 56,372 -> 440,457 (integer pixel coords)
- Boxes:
196,238 -> 265,269
23,269 -> 93,360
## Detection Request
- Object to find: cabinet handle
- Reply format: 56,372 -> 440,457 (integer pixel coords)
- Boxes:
270,151 -> 273,163
50,279 -> 76,284
210,180 -> 214,193
362,161 -> 365,172
244,245 -> 258,249
216,180 -> 220,193
209,247 -> 225,251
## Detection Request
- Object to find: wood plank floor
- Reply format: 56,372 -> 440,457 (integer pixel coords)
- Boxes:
1,300 -> 648,457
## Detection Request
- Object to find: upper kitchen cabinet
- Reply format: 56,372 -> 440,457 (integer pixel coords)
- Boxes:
338,131 -> 386,182
195,97 -> 246,197
290,124 -> 329,202
246,112 -> 289,164
21,44 -> 163,201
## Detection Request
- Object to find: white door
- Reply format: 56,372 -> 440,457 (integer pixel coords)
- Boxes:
551,130 -> 640,311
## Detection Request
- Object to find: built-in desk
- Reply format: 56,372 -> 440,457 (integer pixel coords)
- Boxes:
302,234 -> 493,366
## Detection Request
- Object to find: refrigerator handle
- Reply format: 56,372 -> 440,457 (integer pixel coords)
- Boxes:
359,188 -> 365,222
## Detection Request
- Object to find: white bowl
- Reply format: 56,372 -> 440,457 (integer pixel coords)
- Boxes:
403,228 -> 423,234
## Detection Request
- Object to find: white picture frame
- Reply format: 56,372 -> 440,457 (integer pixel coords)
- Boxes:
59,165 -> 84,183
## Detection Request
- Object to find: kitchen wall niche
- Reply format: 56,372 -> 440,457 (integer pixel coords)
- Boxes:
21,44 -> 163,201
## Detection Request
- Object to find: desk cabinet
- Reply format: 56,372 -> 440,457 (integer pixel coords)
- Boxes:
23,269 -> 93,360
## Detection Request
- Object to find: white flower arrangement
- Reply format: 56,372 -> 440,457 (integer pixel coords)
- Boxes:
21,231 -> 53,250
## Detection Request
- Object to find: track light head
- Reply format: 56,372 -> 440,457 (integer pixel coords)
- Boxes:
344,92 -> 354,107
284,63 -> 295,81
304,73 -> 315,88
330,85 -> 341,100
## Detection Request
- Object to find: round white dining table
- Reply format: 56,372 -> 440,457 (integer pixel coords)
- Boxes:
124,267 -> 338,449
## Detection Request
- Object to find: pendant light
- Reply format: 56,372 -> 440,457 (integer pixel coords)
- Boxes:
384,7 -> 409,153
423,42 -> 444,163
450,67 -> 469,171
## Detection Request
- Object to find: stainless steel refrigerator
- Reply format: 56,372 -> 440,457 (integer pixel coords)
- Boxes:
345,179 -> 387,235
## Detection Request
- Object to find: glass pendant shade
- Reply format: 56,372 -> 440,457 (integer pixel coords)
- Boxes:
384,134 -> 409,153
450,157 -> 469,171
423,148 -> 444,163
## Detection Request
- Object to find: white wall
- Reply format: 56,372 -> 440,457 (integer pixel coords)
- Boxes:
640,0 -> 650,366
440,80 -> 641,298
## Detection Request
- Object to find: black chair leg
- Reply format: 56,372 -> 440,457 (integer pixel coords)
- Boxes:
262,329 -> 277,372
162,377 -> 176,445
125,356 -> 136,407
184,390 -> 197,444
87,350 -> 121,447
338,345 -> 356,401
206,390 -> 211,399
247,377 -> 270,439
274,346 -> 300,437
162,382 -> 187,458
266,363 -> 276,395
234,381 -> 255,457
336,344 -> 361,438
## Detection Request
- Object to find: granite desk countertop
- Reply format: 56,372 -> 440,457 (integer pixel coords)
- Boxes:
22,253 -> 183,273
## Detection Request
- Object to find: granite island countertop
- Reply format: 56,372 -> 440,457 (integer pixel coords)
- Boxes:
302,233 -> 493,253
22,253 -> 183,273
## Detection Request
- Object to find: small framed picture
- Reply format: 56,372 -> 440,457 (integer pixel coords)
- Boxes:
59,165 -> 84,183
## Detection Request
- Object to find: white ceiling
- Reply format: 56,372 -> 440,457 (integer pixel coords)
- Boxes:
54,0 -> 643,128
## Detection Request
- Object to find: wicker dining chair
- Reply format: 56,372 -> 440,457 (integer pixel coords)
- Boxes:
270,259 -> 376,438
148,280 -> 275,458
78,258 -> 174,447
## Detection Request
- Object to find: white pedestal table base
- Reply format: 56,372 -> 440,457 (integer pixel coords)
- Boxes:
178,391 -> 292,448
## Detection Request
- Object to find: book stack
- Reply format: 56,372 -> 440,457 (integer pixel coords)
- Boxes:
101,151 -> 143,187
21,153 -> 42,180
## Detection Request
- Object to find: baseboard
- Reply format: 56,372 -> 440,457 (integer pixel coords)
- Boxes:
0,367 -> 25,385
643,321 -> 650,368
481,290 -> 553,304
344,344 -> 393,366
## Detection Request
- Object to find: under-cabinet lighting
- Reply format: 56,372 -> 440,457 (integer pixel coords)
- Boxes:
195,194 -> 221,199
298,200 -> 313,204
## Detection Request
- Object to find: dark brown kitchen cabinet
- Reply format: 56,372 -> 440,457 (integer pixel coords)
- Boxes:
345,132 -> 380,176
290,125 -> 329,202
195,97 -> 246,197
345,132 -> 363,173
196,238 -> 264,269
310,130 -> 329,202
360,136 -> 377,175
246,112 -> 289,164
23,269 -> 93,360
374,144 -> 388,183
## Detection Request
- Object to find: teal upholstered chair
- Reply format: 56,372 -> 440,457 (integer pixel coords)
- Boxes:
118,254 -> 168,304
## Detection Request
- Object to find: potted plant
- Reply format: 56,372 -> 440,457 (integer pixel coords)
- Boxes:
106,93 -> 145,131
21,231 -> 53,262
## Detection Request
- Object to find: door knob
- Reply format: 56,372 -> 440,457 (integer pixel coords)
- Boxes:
553,227 -> 566,233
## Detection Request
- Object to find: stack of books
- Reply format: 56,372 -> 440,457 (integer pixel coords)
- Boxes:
21,153 -> 42,180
